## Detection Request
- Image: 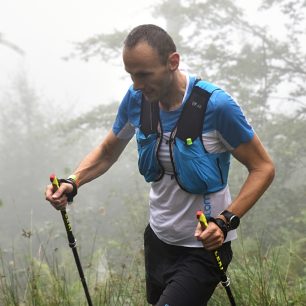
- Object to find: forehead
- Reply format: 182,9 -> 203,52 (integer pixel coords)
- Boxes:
123,42 -> 163,73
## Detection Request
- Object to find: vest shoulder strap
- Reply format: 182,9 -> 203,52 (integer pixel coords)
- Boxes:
140,81 -> 214,139
175,85 -> 211,143
140,97 -> 159,137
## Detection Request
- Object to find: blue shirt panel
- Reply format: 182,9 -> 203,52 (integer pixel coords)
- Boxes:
196,80 -> 254,148
112,87 -> 141,135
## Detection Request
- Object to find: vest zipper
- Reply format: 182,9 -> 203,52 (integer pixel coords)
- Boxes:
150,102 -> 153,132
169,128 -> 190,192
216,158 -> 224,184
155,115 -> 165,181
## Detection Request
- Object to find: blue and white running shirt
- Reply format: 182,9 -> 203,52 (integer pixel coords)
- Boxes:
112,73 -> 254,247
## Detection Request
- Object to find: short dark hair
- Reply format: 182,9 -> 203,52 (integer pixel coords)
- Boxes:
124,24 -> 177,64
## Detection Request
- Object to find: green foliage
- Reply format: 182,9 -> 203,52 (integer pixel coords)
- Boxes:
0,246 -> 148,306
209,236 -> 306,305
1,231 -> 305,306
70,0 -> 305,120
66,30 -> 128,62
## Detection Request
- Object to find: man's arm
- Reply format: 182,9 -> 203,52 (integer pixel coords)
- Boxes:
222,133 -> 275,218
73,130 -> 130,188
195,134 -> 275,250
45,130 -> 131,209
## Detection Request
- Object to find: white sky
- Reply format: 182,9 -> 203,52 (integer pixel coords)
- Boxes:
0,0 -> 287,115
0,0 -> 163,114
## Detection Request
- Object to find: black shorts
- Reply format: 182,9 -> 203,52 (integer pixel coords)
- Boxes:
144,224 -> 233,306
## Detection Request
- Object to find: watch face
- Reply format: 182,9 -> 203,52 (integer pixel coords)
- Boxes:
229,215 -> 240,229
222,210 -> 240,230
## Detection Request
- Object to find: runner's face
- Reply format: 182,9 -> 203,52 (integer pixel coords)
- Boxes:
123,42 -> 173,103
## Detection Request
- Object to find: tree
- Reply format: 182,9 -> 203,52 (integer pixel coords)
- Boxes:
62,0 -> 306,241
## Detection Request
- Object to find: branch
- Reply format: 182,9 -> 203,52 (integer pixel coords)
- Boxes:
0,33 -> 25,55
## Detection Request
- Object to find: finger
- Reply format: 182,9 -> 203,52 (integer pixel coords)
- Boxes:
52,185 -> 66,200
51,196 -> 68,210
194,222 -> 204,239
52,184 -> 70,200
199,223 -> 224,243
203,235 -> 224,249
45,188 -> 66,206
198,226 -> 215,241
45,184 -> 55,201
46,188 -> 68,207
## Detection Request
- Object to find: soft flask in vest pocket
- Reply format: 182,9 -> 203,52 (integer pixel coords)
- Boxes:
136,129 -> 162,182
173,137 -> 228,194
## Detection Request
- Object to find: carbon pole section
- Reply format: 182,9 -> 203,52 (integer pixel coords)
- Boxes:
50,174 -> 93,306
197,211 -> 236,306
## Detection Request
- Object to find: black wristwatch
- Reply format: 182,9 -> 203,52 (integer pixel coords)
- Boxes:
221,210 -> 240,230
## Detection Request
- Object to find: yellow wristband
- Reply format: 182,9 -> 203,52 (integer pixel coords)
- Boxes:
68,174 -> 77,183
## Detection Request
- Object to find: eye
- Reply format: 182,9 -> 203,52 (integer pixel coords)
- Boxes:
128,72 -> 151,83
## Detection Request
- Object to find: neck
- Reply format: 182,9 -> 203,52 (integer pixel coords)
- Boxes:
159,71 -> 187,111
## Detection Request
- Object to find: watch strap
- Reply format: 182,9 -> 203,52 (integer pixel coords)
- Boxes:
59,178 -> 78,203
208,217 -> 228,240
221,210 -> 240,230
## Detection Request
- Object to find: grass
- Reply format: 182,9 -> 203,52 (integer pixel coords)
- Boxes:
0,244 -> 148,306
209,237 -> 306,306
0,235 -> 305,306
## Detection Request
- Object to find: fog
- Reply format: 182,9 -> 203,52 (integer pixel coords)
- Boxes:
0,0 -> 158,114
0,0 -> 305,303
0,0 -> 287,114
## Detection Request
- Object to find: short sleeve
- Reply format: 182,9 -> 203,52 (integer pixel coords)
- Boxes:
112,89 -> 135,139
213,91 -> 254,149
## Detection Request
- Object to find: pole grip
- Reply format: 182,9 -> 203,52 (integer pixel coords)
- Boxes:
50,173 -> 60,191
50,174 -> 77,247
196,210 -> 236,305
196,210 -> 208,229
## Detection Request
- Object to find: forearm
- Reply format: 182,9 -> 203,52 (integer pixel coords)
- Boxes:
227,162 -> 275,218
72,144 -> 114,187
71,130 -> 129,188
224,134 -> 275,218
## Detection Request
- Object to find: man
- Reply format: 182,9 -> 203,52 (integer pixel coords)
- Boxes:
45,24 -> 275,305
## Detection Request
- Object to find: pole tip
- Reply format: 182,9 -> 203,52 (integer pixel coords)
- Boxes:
50,173 -> 56,182
196,210 -> 203,219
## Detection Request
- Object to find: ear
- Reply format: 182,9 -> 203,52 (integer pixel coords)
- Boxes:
168,52 -> 180,71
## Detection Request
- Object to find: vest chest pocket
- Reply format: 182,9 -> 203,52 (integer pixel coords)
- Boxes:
173,137 -> 225,194
136,130 -> 162,182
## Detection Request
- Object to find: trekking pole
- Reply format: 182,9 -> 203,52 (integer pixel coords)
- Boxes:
196,210 -> 236,306
50,174 -> 93,306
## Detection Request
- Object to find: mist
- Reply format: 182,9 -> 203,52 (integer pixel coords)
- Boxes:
0,0 -> 305,304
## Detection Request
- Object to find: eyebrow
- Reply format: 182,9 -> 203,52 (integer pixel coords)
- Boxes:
125,69 -> 152,76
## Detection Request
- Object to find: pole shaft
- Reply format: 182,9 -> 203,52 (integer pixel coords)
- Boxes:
50,175 -> 93,306
197,211 -> 236,306
60,209 -> 93,306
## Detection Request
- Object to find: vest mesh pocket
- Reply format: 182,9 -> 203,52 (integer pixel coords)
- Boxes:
137,130 -> 161,182
173,137 -> 225,194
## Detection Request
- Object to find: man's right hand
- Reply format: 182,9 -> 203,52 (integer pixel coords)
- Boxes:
45,182 -> 73,210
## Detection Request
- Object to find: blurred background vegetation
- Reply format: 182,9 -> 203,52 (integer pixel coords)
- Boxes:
0,0 -> 305,305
